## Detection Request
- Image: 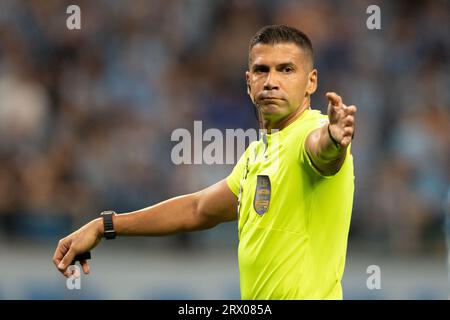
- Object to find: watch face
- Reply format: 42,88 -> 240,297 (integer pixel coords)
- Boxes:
101,210 -> 115,216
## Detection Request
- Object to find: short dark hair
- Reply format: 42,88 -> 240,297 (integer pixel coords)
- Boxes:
249,25 -> 314,67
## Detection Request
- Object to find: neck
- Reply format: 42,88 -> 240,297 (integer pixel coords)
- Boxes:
264,97 -> 310,132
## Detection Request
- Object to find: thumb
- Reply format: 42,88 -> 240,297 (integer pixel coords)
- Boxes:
327,101 -> 340,122
326,92 -> 342,106
58,247 -> 77,271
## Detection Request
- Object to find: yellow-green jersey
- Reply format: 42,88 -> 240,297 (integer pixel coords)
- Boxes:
226,108 -> 355,299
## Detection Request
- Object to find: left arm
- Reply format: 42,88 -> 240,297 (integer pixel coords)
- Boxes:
305,92 -> 357,176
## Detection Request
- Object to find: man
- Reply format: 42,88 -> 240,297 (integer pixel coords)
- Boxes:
53,25 -> 357,299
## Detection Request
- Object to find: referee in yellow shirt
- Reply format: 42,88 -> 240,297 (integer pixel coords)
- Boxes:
53,25 -> 357,300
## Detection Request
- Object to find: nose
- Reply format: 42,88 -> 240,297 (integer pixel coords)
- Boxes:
263,70 -> 279,91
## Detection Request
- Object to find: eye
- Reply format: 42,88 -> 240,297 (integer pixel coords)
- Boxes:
282,66 -> 294,73
253,66 -> 268,74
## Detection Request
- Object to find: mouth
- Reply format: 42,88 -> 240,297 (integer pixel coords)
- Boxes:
260,97 -> 284,101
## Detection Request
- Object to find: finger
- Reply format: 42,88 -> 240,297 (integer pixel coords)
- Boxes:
58,247 -> 77,273
343,115 -> 354,126
53,244 -> 64,269
64,265 -> 80,278
64,266 -> 75,278
341,136 -> 352,148
80,260 -> 90,274
53,239 -> 70,274
328,103 -> 345,119
63,266 -> 74,278
345,105 -> 357,115
326,92 -> 342,106
338,103 -> 348,113
343,126 -> 354,137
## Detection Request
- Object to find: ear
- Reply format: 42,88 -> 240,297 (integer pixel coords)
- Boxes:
245,71 -> 251,95
246,71 -> 256,104
306,69 -> 318,96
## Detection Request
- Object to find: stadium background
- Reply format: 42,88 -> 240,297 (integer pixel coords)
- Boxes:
0,0 -> 449,299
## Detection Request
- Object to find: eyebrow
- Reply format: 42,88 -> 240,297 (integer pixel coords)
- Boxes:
251,62 -> 296,71
251,64 -> 268,71
277,62 -> 296,70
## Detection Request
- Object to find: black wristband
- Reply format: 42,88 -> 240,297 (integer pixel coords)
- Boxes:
70,251 -> 91,265
101,211 -> 116,240
327,124 -> 340,148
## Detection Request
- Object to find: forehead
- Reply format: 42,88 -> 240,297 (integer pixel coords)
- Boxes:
249,43 -> 305,66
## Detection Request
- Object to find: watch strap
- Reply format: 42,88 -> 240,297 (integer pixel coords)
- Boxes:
101,210 -> 116,240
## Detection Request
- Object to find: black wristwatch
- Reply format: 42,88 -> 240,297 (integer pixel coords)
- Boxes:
100,210 -> 117,240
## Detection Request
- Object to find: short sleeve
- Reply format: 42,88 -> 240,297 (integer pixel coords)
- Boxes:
298,115 -> 339,178
297,115 -> 328,163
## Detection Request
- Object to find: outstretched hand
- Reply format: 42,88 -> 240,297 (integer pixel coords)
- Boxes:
326,92 -> 357,148
52,219 -> 102,277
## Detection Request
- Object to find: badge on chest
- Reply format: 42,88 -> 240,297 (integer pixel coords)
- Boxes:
253,175 -> 271,216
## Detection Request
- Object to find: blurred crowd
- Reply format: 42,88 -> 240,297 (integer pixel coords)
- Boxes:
0,0 -> 448,254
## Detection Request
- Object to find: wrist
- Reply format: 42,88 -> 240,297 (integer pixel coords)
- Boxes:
327,123 -> 341,149
94,217 -> 104,238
